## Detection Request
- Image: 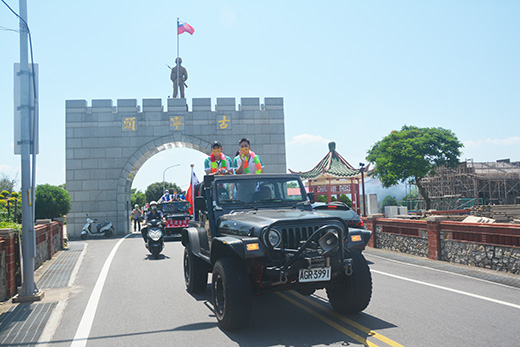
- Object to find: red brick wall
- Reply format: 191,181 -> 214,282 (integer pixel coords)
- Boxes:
0,221 -> 63,300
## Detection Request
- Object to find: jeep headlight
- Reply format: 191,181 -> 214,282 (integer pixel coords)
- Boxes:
148,229 -> 162,241
268,229 -> 281,248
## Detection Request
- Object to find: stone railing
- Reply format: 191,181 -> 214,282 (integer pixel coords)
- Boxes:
363,216 -> 520,274
0,221 -> 63,300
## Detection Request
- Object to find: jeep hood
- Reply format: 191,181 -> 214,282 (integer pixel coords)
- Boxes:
217,209 -> 336,236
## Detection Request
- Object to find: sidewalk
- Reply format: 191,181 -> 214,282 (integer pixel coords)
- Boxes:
0,240 -> 85,346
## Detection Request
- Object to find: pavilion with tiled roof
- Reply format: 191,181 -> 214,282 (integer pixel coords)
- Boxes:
289,142 -> 364,214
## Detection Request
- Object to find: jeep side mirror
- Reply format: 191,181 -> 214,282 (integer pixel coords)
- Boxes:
307,192 -> 315,204
195,196 -> 206,211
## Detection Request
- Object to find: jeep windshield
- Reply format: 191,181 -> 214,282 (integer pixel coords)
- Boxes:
161,201 -> 190,213
215,176 -> 307,206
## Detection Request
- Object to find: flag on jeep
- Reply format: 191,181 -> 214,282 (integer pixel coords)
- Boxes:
186,170 -> 199,215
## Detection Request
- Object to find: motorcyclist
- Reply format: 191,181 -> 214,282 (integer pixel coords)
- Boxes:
141,201 -> 164,243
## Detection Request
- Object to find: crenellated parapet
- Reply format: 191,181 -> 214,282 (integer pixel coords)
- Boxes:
66,97 -> 284,113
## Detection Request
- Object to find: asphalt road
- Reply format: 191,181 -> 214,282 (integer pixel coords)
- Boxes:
48,234 -> 520,347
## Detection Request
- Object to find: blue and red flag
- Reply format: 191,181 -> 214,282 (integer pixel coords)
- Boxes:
186,170 -> 199,215
178,21 -> 195,35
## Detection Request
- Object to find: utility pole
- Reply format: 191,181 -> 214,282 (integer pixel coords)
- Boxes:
15,0 -> 42,301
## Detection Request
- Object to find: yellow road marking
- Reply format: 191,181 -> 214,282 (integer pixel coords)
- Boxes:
276,292 -> 380,347
290,291 -> 406,347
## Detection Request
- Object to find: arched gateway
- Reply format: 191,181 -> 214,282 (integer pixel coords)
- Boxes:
66,97 -> 286,237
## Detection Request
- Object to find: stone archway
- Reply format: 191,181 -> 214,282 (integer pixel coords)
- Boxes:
65,97 -> 286,237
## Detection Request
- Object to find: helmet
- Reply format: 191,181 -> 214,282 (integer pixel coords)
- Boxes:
150,201 -> 157,206
134,204 -> 138,208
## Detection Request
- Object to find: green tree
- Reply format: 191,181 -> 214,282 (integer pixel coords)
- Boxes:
35,184 -> 71,219
381,195 -> 398,212
366,125 -> 463,210
131,188 -> 147,208
145,182 -> 184,203
339,194 -> 353,207
0,174 -> 16,193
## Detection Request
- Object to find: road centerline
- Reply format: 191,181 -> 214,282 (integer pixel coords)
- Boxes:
288,291 -> 406,347
276,292 -> 381,347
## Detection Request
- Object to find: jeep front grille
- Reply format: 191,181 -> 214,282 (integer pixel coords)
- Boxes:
278,225 -> 322,249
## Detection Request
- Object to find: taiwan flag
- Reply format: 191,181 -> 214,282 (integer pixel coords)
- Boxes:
186,170 -> 200,215
178,21 -> 195,35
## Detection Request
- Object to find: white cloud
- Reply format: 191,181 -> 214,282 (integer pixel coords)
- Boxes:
288,134 -> 331,146
485,137 -> 520,146
464,136 -> 520,148
461,136 -> 520,162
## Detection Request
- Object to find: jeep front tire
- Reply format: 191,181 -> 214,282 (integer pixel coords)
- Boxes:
212,257 -> 252,330
184,248 -> 209,293
326,249 -> 372,313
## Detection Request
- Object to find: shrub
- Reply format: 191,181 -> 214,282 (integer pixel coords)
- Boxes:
339,194 -> 353,207
10,191 -> 19,198
0,200 -> 6,208
1,190 -> 9,197
35,184 -> 71,219
381,195 -> 398,212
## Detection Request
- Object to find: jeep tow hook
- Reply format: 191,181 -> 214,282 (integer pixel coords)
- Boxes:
280,271 -> 288,284
343,259 -> 353,276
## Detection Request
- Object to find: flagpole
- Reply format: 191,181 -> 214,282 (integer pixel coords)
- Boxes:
190,163 -> 195,216
176,17 -> 180,98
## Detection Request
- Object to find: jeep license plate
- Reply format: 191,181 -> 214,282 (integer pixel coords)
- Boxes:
298,267 -> 331,282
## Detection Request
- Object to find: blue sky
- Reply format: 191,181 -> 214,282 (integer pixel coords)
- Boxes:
1,0 -> 519,193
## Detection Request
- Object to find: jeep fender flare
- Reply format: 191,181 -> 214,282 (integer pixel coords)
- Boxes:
182,227 -> 204,254
210,237 -> 246,265
346,228 -> 372,251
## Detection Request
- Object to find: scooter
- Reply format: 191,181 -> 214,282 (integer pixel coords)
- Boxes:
81,213 -> 114,239
145,219 -> 164,259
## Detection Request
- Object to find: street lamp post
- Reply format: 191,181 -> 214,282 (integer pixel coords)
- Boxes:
162,164 -> 180,194
359,163 -> 366,217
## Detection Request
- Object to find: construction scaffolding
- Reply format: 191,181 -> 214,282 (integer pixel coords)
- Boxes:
414,159 -> 520,210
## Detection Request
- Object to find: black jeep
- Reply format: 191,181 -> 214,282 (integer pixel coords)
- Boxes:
181,174 -> 372,330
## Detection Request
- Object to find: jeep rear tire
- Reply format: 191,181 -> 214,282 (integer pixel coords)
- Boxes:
184,248 -> 209,293
212,257 -> 252,330
326,249 -> 372,313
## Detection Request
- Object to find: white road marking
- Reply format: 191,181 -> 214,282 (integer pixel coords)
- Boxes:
368,253 -> 520,290
372,269 -> 520,310
71,235 -> 132,347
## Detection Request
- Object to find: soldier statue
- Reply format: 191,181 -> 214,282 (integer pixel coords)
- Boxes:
171,57 -> 188,98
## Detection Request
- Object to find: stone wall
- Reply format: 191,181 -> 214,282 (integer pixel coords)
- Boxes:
375,226 -> 428,257
66,97 -> 286,237
441,239 -> 520,274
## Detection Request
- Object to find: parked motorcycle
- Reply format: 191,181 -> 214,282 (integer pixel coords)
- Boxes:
81,213 -> 114,239
145,219 -> 164,259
